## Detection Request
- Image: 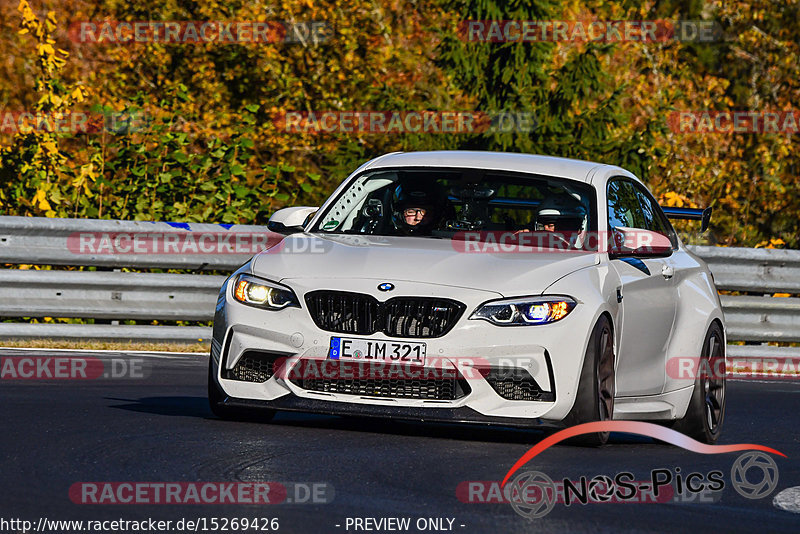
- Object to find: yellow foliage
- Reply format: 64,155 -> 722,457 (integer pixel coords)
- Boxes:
70,87 -> 85,103
755,238 -> 786,249
33,189 -> 51,211
41,140 -> 58,154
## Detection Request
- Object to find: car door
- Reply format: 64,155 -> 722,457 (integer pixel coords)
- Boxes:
607,178 -> 679,397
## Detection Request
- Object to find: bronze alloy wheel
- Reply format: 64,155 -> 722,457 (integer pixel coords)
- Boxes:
703,328 -> 726,436
672,322 -> 726,443
564,315 -> 615,446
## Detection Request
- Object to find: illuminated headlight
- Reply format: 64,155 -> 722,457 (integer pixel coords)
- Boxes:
470,296 -> 576,326
232,274 -> 299,310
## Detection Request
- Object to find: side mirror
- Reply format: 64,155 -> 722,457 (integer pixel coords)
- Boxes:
609,226 -> 673,258
267,206 -> 319,234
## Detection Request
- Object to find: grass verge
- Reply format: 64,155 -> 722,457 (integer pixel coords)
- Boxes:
0,339 -> 210,353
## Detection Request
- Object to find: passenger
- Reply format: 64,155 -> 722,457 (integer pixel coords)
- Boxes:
521,192 -> 589,248
535,193 -> 587,233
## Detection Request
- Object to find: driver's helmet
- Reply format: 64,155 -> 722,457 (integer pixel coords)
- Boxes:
390,180 -> 445,235
535,192 -> 587,233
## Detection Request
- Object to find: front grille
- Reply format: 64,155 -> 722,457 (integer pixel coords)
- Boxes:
224,351 -> 284,383
304,291 -> 380,335
290,360 -> 470,400
384,298 -> 465,337
305,291 -> 465,338
482,367 -> 554,401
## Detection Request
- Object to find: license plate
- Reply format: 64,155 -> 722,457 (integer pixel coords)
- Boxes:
329,337 -> 426,365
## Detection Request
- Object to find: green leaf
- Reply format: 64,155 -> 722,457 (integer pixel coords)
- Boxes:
171,151 -> 190,163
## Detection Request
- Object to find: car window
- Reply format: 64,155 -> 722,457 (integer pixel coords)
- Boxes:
607,179 -> 646,229
313,169 -> 597,246
630,181 -> 678,247
608,178 -> 678,250
631,183 -> 669,234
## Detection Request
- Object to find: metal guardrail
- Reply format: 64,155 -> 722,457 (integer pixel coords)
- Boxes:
727,344 -> 800,359
0,216 -> 284,342
689,245 -> 800,359
690,245 -> 800,294
1,217 -> 799,355
0,270 -> 225,321
719,294 -> 800,343
0,215 -> 281,270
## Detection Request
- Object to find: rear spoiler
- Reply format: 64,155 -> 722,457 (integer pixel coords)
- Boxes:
661,206 -> 712,232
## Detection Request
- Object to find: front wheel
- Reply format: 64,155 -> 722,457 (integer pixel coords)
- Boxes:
563,315 -> 615,446
672,322 -> 725,443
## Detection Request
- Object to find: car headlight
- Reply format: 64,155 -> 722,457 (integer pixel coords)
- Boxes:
470,296 -> 576,326
232,274 -> 300,310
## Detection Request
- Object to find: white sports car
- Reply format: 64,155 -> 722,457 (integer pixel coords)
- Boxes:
209,151 -> 726,445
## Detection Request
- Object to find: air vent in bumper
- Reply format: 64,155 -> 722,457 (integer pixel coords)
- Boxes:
289,360 -> 471,400
481,366 -> 554,402
223,351 -> 284,383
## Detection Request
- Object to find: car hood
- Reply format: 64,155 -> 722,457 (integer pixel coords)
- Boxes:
251,233 -> 599,296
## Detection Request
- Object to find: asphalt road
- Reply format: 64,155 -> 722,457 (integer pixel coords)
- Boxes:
2,348 -> 799,533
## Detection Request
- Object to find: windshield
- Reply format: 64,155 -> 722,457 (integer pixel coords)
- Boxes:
311,168 -> 597,249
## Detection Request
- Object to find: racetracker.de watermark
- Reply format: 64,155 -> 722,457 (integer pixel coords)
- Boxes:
450,229 -> 672,254
68,482 -> 333,505
269,356 -> 541,381
69,21 -> 333,45
0,356 -> 150,380
459,20 -> 722,43
0,111 -> 150,135
68,232 -> 288,255
667,356 -> 800,381
457,477 -> 675,506
273,111 -> 536,134
668,111 -> 800,134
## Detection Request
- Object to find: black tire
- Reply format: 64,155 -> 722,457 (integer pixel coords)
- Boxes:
208,357 -> 276,422
672,322 -> 725,444
563,315 -> 615,446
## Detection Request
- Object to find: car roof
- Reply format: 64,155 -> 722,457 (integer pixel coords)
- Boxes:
362,151 -> 625,183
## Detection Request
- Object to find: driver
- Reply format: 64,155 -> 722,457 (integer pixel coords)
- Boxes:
390,181 -> 445,235
535,193 -> 587,233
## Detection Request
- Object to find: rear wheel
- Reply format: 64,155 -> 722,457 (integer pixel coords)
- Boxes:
208,357 -> 276,422
563,315 -> 615,446
672,322 -> 725,443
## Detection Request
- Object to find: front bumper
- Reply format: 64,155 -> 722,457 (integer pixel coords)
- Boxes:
219,394 -> 568,429
211,276 -> 596,424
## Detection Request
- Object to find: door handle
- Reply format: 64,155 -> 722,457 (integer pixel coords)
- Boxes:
661,264 -> 674,280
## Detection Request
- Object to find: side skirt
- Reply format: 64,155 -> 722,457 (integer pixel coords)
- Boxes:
612,385 -> 694,421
